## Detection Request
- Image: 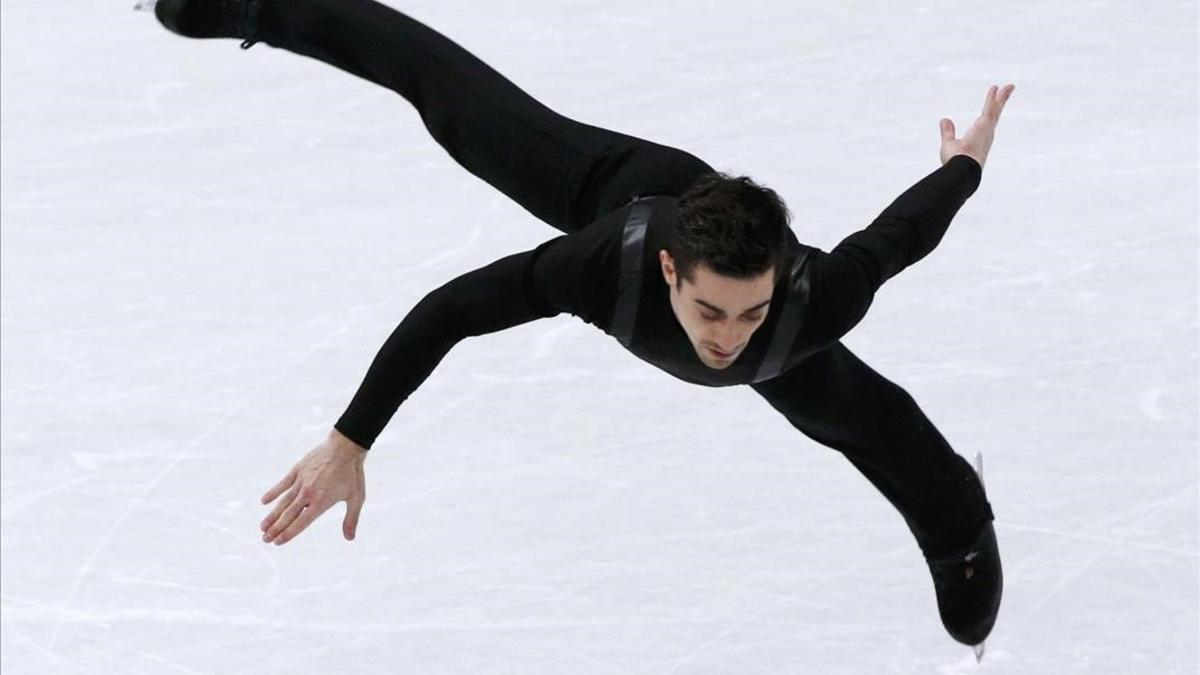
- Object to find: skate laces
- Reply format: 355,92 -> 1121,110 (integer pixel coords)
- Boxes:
928,547 -> 977,570
927,522 -> 989,569
927,521 -> 996,588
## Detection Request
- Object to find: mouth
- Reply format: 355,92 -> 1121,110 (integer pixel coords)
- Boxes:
707,346 -> 738,360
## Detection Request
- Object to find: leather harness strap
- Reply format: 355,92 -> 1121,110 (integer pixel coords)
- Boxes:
612,194 -> 811,382
751,250 -> 811,383
611,199 -> 654,347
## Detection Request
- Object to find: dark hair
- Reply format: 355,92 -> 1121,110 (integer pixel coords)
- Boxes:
669,171 -> 790,289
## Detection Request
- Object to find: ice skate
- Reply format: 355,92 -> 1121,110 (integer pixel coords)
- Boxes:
925,452 -> 1001,661
140,0 -> 265,49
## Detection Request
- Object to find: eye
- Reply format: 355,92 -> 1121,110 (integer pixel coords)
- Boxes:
701,314 -> 721,322
742,314 -> 764,323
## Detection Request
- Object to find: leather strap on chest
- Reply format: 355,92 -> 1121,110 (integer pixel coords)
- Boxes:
752,250 -> 812,383
613,198 -> 811,380
611,200 -> 654,347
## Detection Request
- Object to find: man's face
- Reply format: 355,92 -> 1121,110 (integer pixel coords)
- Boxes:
659,250 -> 775,370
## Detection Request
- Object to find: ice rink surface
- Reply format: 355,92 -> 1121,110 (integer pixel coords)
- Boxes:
2,1 -> 1197,672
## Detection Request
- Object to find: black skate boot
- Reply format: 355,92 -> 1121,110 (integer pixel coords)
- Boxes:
927,520 -> 1002,646
153,0 -> 266,49
925,452 -> 1002,660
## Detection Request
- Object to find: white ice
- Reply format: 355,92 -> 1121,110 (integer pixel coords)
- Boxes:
2,1 -> 1196,673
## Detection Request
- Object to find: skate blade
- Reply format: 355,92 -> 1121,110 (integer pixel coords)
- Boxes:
970,452 -> 988,665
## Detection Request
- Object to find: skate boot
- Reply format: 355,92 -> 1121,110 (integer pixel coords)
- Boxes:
927,520 -> 1002,646
926,452 -> 1002,660
152,0 -> 266,49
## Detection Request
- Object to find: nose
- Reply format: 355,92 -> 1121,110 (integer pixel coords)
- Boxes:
711,326 -> 743,353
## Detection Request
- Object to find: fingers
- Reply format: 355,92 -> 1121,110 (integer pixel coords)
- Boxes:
982,83 -> 1016,121
982,84 -> 998,112
343,494 -> 364,541
261,467 -> 297,505
261,483 -> 300,539
995,83 -> 1015,116
264,486 -> 311,543
258,440 -> 366,545
273,496 -> 332,545
940,118 -> 956,141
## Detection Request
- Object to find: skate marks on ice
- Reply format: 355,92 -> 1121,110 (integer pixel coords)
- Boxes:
1001,516 -> 1196,558
41,323 -> 354,652
4,615 -> 206,675
993,483 -> 1197,664
662,541 -> 916,674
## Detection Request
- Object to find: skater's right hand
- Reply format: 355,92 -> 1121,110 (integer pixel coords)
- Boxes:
260,428 -> 367,545
939,83 -> 1016,169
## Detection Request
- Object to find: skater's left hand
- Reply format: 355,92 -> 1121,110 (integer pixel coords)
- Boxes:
939,83 -> 1016,169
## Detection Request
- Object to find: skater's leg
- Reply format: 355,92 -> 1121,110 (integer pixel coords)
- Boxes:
750,341 -> 993,560
251,0 -> 714,232
753,342 -> 1002,646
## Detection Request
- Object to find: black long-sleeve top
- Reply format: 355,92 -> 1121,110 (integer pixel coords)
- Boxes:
335,154 -> 983,449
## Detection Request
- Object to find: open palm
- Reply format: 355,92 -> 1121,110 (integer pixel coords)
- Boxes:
940,84 -> 1016,169
260,429 -> 367,545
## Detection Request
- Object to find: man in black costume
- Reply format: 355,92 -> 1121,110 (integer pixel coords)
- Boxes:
152,0 -> 1015,650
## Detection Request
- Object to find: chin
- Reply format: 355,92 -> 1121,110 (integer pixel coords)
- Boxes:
699,354 -> 736,370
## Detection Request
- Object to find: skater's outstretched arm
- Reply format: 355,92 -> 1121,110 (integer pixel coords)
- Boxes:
333,247 -> 565,448
332,229 -> 613,450
259,232 -> 605,545
800,83 -> 1015,346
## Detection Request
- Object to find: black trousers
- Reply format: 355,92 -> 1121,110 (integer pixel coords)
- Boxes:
752,344 -> 993,560
256,0 -> 715,234
257,0 -> 992,559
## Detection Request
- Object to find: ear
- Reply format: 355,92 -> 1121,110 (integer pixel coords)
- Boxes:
659,249 -> 675,286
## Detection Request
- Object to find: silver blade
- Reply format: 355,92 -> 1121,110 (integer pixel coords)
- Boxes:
972,451 -> 987,664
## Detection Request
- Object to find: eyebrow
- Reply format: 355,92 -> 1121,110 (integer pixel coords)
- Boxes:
694,298 -> 772,316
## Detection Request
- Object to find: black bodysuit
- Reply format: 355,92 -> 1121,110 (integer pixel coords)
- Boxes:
255,0 -> 995,561
335,155 -> 984,445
